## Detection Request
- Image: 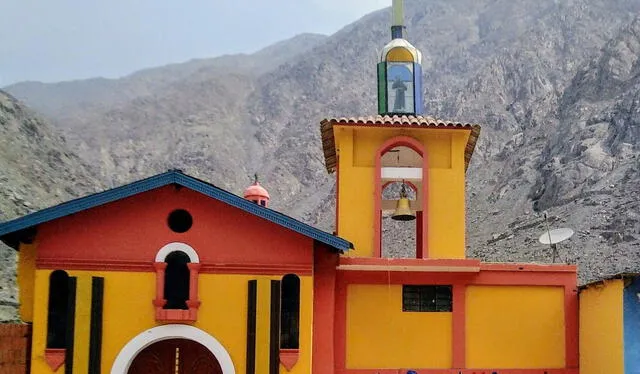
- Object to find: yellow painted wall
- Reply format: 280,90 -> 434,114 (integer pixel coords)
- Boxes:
465,286 -> 565,368
255,278 -> 273,374
579,279 -> 624,374
345,284 -> 452,368
72,276 -> 92,373
31,269 -> 55,373
335,126 -> 469,258
29,269 -> 313,374
17,242 -> 37,322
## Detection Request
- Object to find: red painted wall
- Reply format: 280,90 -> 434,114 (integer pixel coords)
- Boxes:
36,186 -> 313,271
312,243 -> 339,373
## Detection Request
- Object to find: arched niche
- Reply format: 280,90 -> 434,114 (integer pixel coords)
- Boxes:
153,242 -> 201,322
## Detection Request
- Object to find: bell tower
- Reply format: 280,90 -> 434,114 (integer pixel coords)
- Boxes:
320,0 -> 481,260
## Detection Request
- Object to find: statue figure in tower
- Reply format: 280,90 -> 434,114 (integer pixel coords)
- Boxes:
392,76 -> 407,111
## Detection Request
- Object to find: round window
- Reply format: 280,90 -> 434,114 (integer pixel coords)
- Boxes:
167,209 -> 193,233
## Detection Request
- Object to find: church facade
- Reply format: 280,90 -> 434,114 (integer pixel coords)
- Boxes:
3,0 -> 633,373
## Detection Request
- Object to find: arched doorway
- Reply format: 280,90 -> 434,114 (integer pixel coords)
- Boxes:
111,324 -> 235,374
128,338 -> 222,374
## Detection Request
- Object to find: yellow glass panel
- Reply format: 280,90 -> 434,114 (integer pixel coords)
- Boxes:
386,47 -> 415,62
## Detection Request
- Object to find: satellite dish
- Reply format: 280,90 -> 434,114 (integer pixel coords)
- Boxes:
539,228 -> 574,245
538,225 -> 574,264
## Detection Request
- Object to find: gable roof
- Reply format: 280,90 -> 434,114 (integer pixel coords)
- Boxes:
320,115 -> 481,173
0,170 -> 353,252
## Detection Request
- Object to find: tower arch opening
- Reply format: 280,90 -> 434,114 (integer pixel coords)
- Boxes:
382,180 -> 418,258
375,136 -> 428,258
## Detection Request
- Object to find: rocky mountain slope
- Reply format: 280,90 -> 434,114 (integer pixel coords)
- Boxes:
464,15 -> 640,279
0,90 -> 103,320
3,0 -> 640,290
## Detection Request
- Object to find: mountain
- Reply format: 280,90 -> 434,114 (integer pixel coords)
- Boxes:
0,90 -> 103,320
4,33 -> 328,151
463,14 -> 640,279
3,0 -> 640,288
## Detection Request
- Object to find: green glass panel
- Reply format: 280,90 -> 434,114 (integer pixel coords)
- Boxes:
377,62 -> 387,114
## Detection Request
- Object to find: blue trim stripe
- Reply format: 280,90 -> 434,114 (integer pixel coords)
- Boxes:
624,277 -> 640,373
0,171 -> 352,251
414,62 -> 423,115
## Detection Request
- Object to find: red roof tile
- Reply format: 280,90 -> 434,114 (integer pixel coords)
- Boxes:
320,115 -> 481,173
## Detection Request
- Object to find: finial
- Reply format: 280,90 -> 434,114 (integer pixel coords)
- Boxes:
391,0 -> 405,39
253,173 -> 259,184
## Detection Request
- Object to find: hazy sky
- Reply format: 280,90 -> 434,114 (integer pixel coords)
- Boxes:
0,0 -> 389,86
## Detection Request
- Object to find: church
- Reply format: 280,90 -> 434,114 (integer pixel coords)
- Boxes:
1,1 -> 633,373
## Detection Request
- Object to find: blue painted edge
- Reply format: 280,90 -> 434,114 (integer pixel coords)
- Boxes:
624,276 -> 640,373
391,25 -> 404,40
414,62 -> 423,115
0,170 -> 353,252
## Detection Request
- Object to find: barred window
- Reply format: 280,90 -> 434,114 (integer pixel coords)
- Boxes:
402,285 -> 452,312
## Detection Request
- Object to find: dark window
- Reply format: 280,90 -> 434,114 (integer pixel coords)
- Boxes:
260,201 -> 266,207
402,285 -> 452,312
47,270 -> 69,348
167,209 -> 193,233
280,274 -> 300,349
164,251 -> 190,309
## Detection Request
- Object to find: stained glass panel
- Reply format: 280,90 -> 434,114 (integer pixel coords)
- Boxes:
387,62 -> 414,114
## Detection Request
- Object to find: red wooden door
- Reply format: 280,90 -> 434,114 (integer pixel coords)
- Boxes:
128,338 -> 223,374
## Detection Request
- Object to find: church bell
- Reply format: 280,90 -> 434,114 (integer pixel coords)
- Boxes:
391,183 -> 416,221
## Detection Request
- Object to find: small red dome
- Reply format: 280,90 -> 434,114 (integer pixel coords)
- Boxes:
244,177 -> 270,208
243,182 -> 270,200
